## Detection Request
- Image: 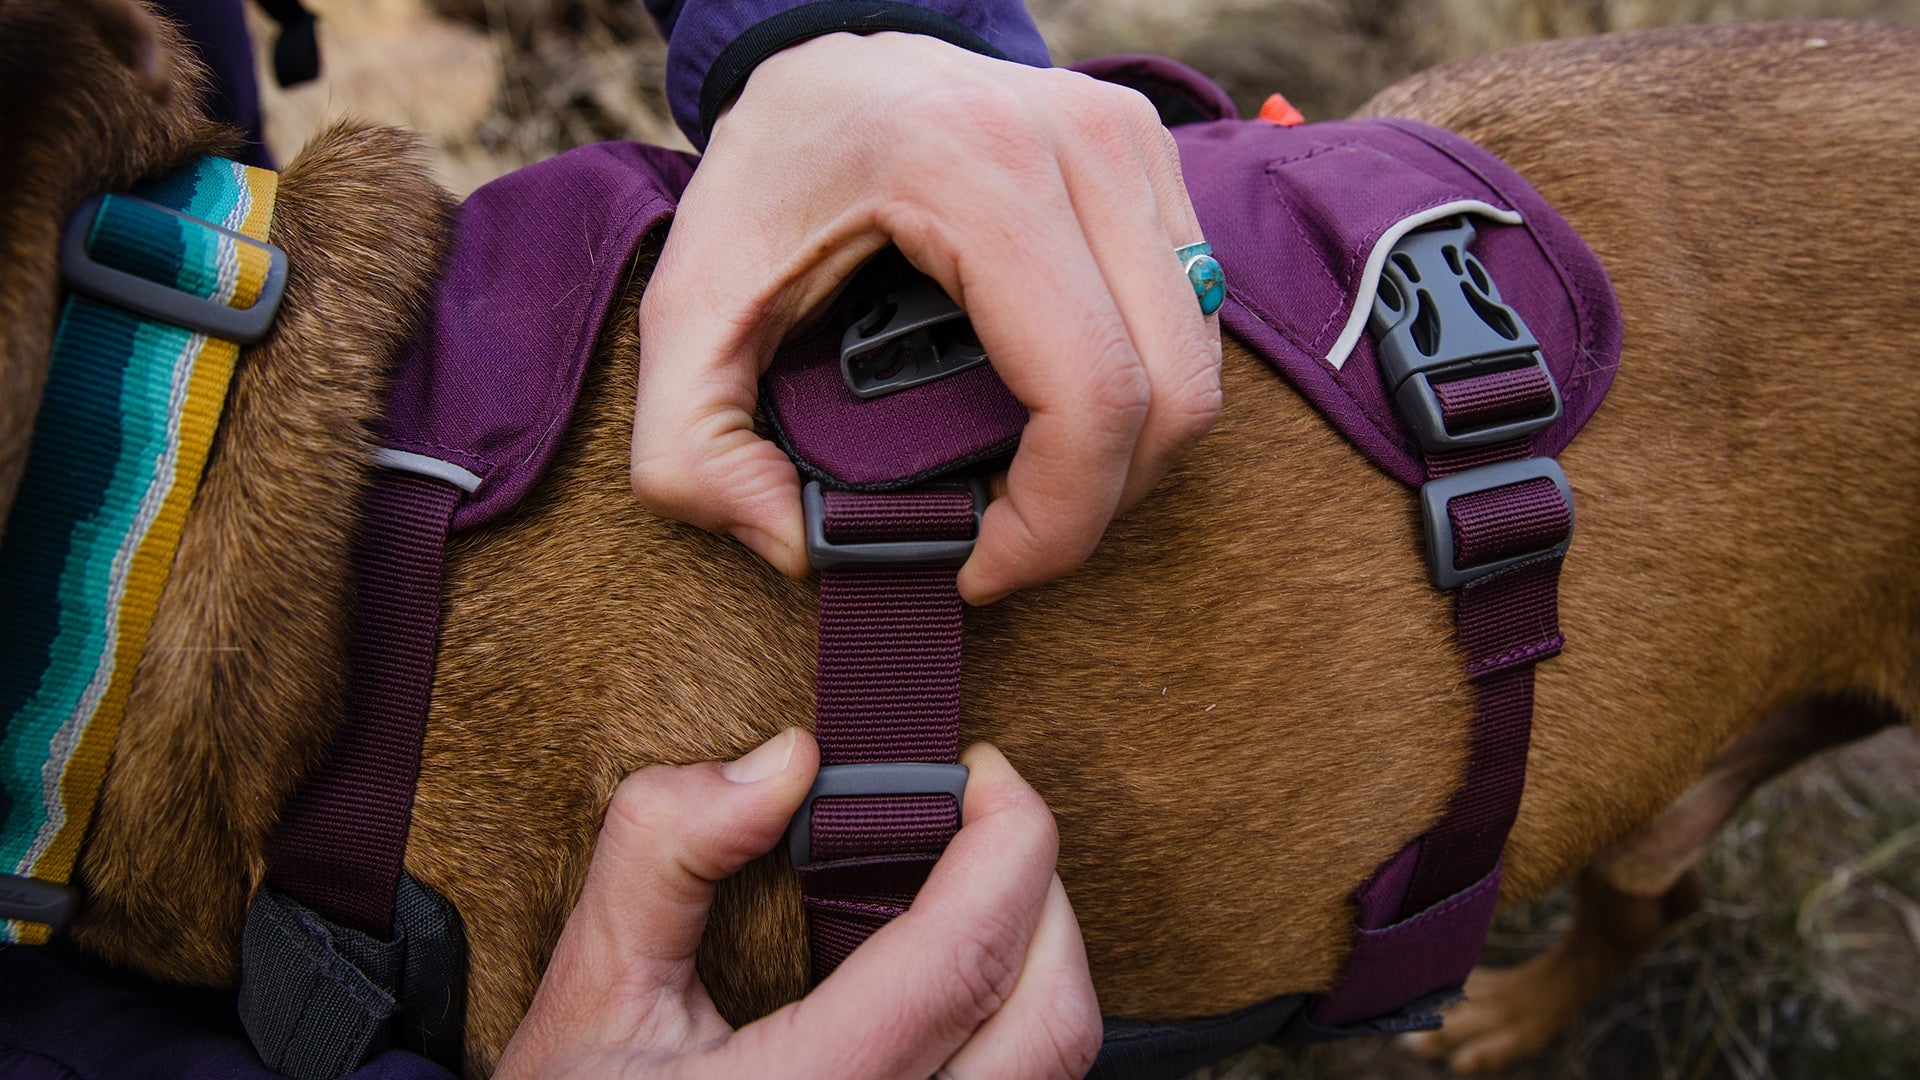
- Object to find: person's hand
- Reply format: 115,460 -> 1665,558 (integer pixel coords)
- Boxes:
494,729 -> 1102,1079
631,31 -> 1222,605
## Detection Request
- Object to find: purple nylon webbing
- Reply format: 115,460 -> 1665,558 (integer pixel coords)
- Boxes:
812,794 -> 960,861
1316,363 -> 1572,1023
1396,370 -> 1570,919
1448,476 -> 1570,570
800,487 -> 973,980
262,472 -> 457,937
1433,365 -> 1556,432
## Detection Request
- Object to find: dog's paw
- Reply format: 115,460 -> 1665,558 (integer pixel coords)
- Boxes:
1398,963 -> 1571,1074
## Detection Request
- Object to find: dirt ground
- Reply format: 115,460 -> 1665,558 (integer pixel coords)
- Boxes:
245,2 -> 1920,1076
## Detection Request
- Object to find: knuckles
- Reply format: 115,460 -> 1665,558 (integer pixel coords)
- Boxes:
933,910 -> 1026,1031
1079,337 -> 1155,433
604,767 -> 686,844
1160,334 -> 1225,452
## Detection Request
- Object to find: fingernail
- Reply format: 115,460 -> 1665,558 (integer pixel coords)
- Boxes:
722,728 -> 798,784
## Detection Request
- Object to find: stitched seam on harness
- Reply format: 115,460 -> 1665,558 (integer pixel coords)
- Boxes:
1355,863 -> 1499,937
522,193 -> 675,472
1381,119 -> 1616,426
1464,634 -> 1566,680
381,438 -> 495,472
803,897 -> 908,918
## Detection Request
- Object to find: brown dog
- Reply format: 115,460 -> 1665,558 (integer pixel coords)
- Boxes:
4,3 -> 1919,1074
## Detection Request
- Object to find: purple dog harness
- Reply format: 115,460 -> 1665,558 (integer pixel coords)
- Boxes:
77,58 -> 1615,1080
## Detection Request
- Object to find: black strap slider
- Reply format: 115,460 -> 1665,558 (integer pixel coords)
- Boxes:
1370,218 -> 1561,451
840,275 -> 988,399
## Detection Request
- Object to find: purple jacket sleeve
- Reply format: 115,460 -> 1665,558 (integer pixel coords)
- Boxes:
643,0 -> 1052,149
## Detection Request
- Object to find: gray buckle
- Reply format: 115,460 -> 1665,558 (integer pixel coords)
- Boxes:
60,193 -> 289,344
839,275 -> 988,399
0,873 -> 78,930
1420,458 -> 1575,589
787,763 -> 970,868
802,479 -> 986,571
1370,218 -> 1560,451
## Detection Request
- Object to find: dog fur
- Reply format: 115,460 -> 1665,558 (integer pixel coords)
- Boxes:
4,4 -> 1918,1074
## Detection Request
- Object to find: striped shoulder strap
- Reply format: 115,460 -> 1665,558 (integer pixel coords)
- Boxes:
0,157 -> 284,944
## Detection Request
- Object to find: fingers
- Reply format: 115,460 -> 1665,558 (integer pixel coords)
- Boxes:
505,729 -> 818,1060
937,877 -> 1103,1080
633,33 -> 1223,604
631,76 -> 889,576
721,743 -> 1068,1079
896,166 -> 1148,605
882,72 -> 1218,604
1055,83 -> 1223,516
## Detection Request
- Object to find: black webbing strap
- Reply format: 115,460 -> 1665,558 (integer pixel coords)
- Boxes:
238,874 -> 465,1080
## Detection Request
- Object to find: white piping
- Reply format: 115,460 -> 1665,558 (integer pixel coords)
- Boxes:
1324,200 -> 1523,371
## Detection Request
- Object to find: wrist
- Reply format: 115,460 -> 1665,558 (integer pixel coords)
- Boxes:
681,0 -> 1050,148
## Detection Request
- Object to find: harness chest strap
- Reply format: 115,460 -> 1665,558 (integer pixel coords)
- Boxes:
789,482 -> 982,978
0,158 -> 285,944
767,208 -> 1587,1076
236,141 -> 697,1080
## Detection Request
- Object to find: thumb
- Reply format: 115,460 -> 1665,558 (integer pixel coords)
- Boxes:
534,729 -> 818,1040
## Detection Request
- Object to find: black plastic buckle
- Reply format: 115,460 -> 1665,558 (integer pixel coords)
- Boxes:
840,275 -> 988,399
0,873 -> 78,930
60,194 -> 289,344
802,479 -> 987,571
1369,218 -> 1561,452
1420,458 -> 1575,589
787,763 -> 970,868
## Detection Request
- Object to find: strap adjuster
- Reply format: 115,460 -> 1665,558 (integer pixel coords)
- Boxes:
787,763 -> 970,868
0,873 -> 78,931
802,479 -> 986,570
59,193 -> 289,343
1420,458 -> 1575,589
1371,218 -> 1561,451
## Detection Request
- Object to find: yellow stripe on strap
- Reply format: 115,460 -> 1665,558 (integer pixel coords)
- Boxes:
27,333 -> 244,919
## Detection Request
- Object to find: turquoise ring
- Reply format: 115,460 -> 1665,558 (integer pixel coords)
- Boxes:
1177,241 -> 1225,316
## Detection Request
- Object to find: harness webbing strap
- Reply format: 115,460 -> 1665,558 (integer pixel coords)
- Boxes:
1403,560 -> 1561,916
1311,351 -> 1572,1027
798,487 -> 970,981
262,473 -> 459,937
1400,426 -> 1568,916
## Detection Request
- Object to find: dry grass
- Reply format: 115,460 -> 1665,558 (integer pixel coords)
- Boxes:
246,3 -> 1920,1075
254,0 -> 1920,192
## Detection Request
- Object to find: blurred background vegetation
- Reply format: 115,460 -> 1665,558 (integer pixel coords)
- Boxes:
247,2 -> 1920,1075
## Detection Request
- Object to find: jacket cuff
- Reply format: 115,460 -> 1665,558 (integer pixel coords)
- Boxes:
662,0 -> 1051,150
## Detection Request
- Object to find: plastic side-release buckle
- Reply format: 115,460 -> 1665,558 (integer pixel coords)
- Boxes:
840,274 -> 988,399
787,763 -> 970,868
1369,218 -> 1560,451
1420,458 -> 1575,589
59,193 -> 289,344
802,479 -> 987,570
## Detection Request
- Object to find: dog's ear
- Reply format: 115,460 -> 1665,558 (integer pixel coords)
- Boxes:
73,0 -> 173,100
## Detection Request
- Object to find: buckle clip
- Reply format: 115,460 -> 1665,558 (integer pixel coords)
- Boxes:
1370,218 -> 1561,451
787,763 -> 970,868
1420,458 -> 1575,589
59,193 -> 288,344
840,275 -> 988,399
802,479 -> 986,571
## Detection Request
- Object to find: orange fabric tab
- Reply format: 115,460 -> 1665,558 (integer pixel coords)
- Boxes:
1258,93 -> 1306,127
